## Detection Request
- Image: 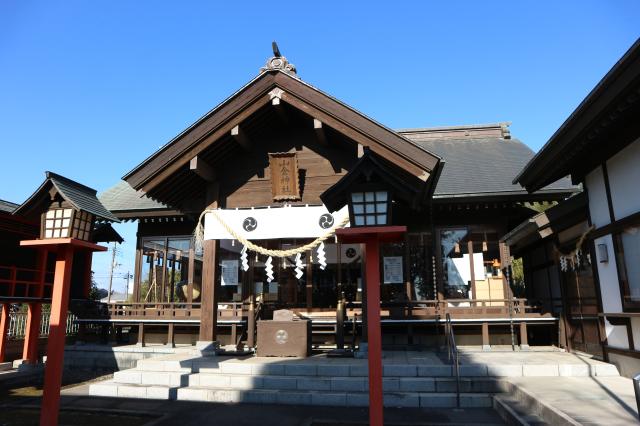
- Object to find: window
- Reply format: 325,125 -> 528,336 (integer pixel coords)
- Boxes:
350,191 -> 389,226
614,226 -> 640,309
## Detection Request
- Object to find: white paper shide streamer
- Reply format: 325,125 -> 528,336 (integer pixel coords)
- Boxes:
317,242 -> 326,270
294,253 -> 304,279
240,245 -> 249,272
265,256 -> 274,283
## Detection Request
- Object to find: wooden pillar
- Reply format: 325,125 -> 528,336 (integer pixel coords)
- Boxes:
187,246 -> 195,304
137,323 -> 145,347
520,322 -> 529,349
40,245 -> 74,426
199,239 -> 218,343
167,323 -> 175,348
0,303 -> 9,362
482,322 -> 490,351
364,237 -> 383,426
133,239 -> 142,302
22,303 -> 42,364
468,240 -> 476,300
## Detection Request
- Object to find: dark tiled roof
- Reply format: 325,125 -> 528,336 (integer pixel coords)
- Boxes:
0,199 -> 18,213
400,130 -> 576,198
98,181 -> 167,213
14,172 -> 120,222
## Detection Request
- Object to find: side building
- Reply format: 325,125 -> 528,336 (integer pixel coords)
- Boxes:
514,39 -> 640,376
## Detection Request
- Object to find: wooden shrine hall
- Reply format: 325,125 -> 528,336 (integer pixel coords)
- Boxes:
87,48 -> 578,351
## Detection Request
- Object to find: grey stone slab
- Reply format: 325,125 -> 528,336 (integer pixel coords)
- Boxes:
317,364 -> 349,377
311,392 -> 347,406
460,394 -> 492,408
198,374 -> 231,387
88,383 -> 118,397
383,392 -> 420,407
399,377 -> 435,392
346,393 -> 369,407
209,389 -> 242,403
177,387 -> 210,401
559,364 -> 590,377
147,386 -> 173,400
285,364 -> 317,376
383,365 -> 417,377
522,364 -> 559,377
113,370 -> 142,384
139,371 -> 171,386
417,365 -> 452,377
420,394 -> 456,408
251,363 -> 285,375
297,377 -> 331,391
459,364 -> 488,377
594,364 -> 620,377
276,391 -> 312,405
349,365 -> 369,377
382,378 -> 399,391
240,390 -> 277,404
486,364 -> 523,377
229,375 -> 263,390
219,362 -> 253,375
117,385 -> 148,398
331,377 -> 366,392
263,376 -> 297,390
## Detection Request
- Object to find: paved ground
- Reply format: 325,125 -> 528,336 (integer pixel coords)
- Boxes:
509,376 -> 639,426
1,389 -> 506,426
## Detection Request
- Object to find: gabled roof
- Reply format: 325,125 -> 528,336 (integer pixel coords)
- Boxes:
123,68 -> 441,197
0,199 -> 18,213
14,171 -> 120,223
99,180 -> 168,213
400,125 -> 576,200
514,38 -> 640,191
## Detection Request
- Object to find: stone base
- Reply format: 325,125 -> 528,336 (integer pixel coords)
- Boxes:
482,345 -> 491,352
354,343 -> 368,359
193,341 -> 220,356
520,344 -> 530,351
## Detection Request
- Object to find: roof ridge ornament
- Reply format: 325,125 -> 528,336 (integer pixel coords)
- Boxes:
261,41 -> 298,77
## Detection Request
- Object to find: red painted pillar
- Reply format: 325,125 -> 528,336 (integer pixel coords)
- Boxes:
40,246 -> 74,426
22,303 -> 42,364
365,237 -> 383,426
0,303 -> 9,362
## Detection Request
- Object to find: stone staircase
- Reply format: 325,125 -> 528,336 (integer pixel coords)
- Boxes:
89,353 -> 621,412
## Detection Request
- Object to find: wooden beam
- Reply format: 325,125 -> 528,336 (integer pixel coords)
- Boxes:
313,119 -> 327,146
189,156 -> 216,182
357,144 -> 364,158
231,125 -> 251,151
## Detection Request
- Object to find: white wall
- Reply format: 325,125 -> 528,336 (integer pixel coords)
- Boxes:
585,166 -> 611,228
607,138 -> 640,220
594,234 -> 622,313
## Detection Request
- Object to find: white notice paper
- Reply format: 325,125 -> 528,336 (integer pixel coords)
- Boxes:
383,256 -> 403,284
221,260 -> 239,286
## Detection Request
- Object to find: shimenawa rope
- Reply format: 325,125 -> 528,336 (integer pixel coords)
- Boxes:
193,209 -> 349,257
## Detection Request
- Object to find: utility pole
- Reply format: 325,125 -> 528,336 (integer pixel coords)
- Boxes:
125,271 -> 131,301
107,243 -> 117,303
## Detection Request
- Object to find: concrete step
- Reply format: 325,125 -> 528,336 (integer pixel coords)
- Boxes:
493,395 -> 550,426
176,386 -> 494,408
113,369 -> 190,387
502,382 -> 581,426
186,373 -> 507,393
89,382 -> 176,400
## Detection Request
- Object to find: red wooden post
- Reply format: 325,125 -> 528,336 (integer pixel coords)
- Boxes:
40,245 -> 74,426
22,303 -> 42,364
364,236 -> 384,426
0,303 -> 9,362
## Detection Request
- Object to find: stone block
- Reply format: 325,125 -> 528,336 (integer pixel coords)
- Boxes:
230,375 -> 263,390
88,383 -> 118,397
383,365 -> 417,377
297,377 -> 331,391
263,376 -> 297,390
117,385 -> 148,398
241,390 -> 277,404
559,364 -> 589,377
459,364 -> 487,376
113,370 -> 142,384
317,364 -> 349,377
198,374 -> 231,387
522,364 -> 559,376
285,364 -> 317,376
399,378 -> 435,392
486,364 -> 523,377
219,362 -> 252,375
251,363 -> 285,375
417,365 -> 451,377
209,389 -> 242,403
594,364 -> 619,377
276,391 -> 312,405
147,386 -> 172,400
139,371 -> 171,386
420,394 -> 456,408
461,394 -> 492,408
331,377 -> 366,392
311,392 -> 347,406
383,392 -> 420,407
349,365 -> 369,376
177,387 -> 210,401
346,393 -> 369,407
382,378 -> 400,391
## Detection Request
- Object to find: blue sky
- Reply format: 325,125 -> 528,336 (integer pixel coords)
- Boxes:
1,1 -> 638,292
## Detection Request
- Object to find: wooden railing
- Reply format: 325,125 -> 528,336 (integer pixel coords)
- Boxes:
104,302 -> 246,321
0,264 -> 54,300
5,310 -> 78,339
